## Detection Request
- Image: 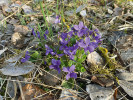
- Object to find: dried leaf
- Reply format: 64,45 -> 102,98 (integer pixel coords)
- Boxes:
6,53 -> 23,62
117,72 -> 133,81
119,80 -> 133,97
91,76 -> 114,87
0,47 -> 7,55
18,84 -> 54,100
14,25 -> 30,35
0,61 -> 35,76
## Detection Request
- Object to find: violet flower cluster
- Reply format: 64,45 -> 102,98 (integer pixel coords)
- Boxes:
29,21 -> 102,80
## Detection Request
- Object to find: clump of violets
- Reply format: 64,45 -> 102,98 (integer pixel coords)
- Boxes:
31,21 -> 102,80
21,51 -> 30,63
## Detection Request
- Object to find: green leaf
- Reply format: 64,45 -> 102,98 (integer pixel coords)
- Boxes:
31,51 -> 42,59
81,67 -> 86,72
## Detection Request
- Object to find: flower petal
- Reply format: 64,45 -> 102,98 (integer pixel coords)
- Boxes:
87,45 -> 95,53
85,37 -> 90,46
70,72 -> 77,79
66,73 -> 70,80
73,25 -> 79,30
79,21 -> 84,30
63,67 -> 69,72
21,58 -> 27,63
49,65 -> 54,69
45,30 -> 49,34
51,59 -> 57,65
78,40 -> 86,48
69,65 -> 75,72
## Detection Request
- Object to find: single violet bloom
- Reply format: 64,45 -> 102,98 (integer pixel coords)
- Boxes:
55,15 -> 60,24
63,65 -> 77,80
21,51 -> 30,63
32,28 -> 36,37
49,59 -> 61,73
78,37 -> 96,53
43,30 -> 49,39
73,21 -> 84,31
45,44 -> 56,55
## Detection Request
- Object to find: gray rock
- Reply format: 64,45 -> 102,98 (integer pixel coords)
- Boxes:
90,89 -> 114,100
86,84 -> 104,94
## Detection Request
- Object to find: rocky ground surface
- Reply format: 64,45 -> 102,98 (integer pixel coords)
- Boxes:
0,0 -> 133,100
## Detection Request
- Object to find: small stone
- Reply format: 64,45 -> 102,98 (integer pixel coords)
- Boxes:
113,7 -> 122,16
80,10 -> 87,17
87,51 -> 103,66
108,8 -> 113,14
11,32 -> 23,45
22,5 -> 33,14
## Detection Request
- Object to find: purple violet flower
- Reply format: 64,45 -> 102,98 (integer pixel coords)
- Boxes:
73,21 -> 88,37
54,16 -> 60,24
45,44 -> 56,55
32,28 -> 36,37
49,59 -> 61,73
21,51 -> 30,63
73,21 -> 84,31
78,37 -> 96,53
37,31 -> 41,39
43,30 -> 49,39
63,65 -> 77,80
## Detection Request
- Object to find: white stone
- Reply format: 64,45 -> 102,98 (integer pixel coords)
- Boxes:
80,10 -> 87,17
